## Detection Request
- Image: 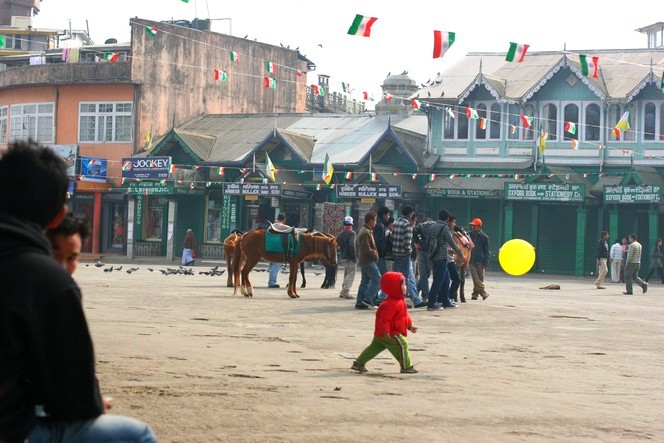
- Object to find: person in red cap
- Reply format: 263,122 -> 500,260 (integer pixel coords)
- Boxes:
469,218 -> 490,300
351,272 -> 419,374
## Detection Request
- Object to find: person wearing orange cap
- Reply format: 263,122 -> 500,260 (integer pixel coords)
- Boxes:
469,218 -> 490,300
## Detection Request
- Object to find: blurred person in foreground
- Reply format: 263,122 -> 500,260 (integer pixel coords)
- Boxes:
46,212 -> 90,275
0,141 -> 156,443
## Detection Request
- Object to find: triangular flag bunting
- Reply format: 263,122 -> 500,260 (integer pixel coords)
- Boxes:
230,51 -> 239,63
217,167 -> 225,175
370,172 -> 378,182
264,77 -> 277,88
466,107 -> 479,119
446,108 -> 455,118
103,51 -> 120,63
429,173 -> 436,181
345,171 -> 353,179
384,93 -> 393,101
479,118 -> 487,130
411,99 -> 421,110
214,69 -> 228,81
362,91 -> 369,100
145,27 -> 159,36
265,152 -> 276,181
265,60 -> 276,73
571,139 -> 579,149
539,131 -> 548,154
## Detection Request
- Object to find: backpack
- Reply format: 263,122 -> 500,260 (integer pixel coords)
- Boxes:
428,225 -> 444,260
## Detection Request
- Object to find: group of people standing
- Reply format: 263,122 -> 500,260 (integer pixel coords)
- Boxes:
595,232 -> 661,294
336,206 -> 490,312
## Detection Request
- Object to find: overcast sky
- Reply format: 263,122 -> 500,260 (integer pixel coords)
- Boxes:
33,0 -> 653,104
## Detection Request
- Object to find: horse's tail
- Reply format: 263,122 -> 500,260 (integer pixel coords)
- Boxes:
232,234 -> 244,295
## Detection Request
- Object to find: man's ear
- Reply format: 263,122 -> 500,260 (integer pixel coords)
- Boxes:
46,205 -> 67,229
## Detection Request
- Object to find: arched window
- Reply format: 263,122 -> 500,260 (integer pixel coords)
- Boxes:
457,105 -> 468,140
608,104 -> 621,141
542,103 -> 558,140
443,108 -> 454,139
563,104 -> 579,141
490,103 -> 501,139
507,104 -> 520,140
475,103 -> 487,140
584,104 -> 601,141
644,102 -> 656,141
522,104 -> 535,140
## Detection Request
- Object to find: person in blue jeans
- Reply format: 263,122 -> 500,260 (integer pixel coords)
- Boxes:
267,212 -> 290,288
427,209 -> 466,311
355,211 -> 382,309
391,205 -> 427,308
414,217 -> 436,302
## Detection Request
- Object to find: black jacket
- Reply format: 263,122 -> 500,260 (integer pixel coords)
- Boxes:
336,228 -> 356,261
374,219 -> 389,258
596,238 -> 609,259
0,213 -> 103,442
469,230 -> 490,266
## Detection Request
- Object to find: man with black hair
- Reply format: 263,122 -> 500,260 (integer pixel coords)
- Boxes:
46,212 -> 91,275
391,205 -> 427,308
0,141 -> 156,442
427,209 -> 466,311
374,206 -> 391,275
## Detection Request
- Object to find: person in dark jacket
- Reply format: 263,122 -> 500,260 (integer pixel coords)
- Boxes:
594,231 -> 609,289
469,218 -> 490,300
374,206 -> 391,275
337,216 -> 357,299
0,142 -> 156,443
645,238 -> 664,284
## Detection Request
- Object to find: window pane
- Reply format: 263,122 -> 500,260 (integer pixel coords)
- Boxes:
490,103 -> 501,139
99,104 -> 113,113
116,103 -> 132,113
443,112 -> 454,139
457,112 -> 468,139
522,105 -> 534,140
80,103 -> 96,113
38,104 -> 54,113
563,104 -> 578,141
22,105 -> 36,114
97,116 -> 106,141
115,115 -> 132,141
104,116 -> 113,141
36,116 -> 53,142
585,104 -> 600,141
608,105 -> 620,141
475,104 -> 487,140
206,192 -> 223,242
79,115 -> 96,141
644,103 -> 656,141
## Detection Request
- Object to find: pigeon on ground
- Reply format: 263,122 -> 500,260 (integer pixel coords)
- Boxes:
95,261 -> 104,268
147,268 -> 154,272
114,266 -> 123,271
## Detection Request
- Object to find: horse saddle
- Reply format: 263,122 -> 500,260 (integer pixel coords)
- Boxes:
265,229 -> 301,259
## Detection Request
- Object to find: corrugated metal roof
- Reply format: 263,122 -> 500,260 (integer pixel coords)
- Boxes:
419,49 -> 664,104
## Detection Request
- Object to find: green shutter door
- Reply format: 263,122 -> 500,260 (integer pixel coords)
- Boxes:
175,196 -> 204,259
584,207 -> 599,276
536,204 -> 577,274
510,202 -> 535,274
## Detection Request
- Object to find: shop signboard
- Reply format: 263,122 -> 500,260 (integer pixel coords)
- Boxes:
336,184 -> 402,199
45,144 -> 78,177
505,182 -> 584,202
603,185 -> 661,204
124,181 -> 174,195
426,188 -> 502,199
121,156 -> 172,179
222,183 -> 282,196
282,189 -> 313,200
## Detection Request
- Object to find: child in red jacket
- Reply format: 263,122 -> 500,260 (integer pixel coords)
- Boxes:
351,271 -> 419,374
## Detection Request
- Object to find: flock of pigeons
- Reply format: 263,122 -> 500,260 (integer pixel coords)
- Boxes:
91,261 -> 226,277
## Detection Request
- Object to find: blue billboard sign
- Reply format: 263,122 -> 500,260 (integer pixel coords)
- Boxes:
80,156 -> 107,183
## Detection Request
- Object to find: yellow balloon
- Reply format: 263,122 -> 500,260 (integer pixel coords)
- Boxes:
499,239 -> 536,276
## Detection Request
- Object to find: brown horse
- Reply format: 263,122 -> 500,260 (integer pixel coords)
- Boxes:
452,229 -> 473,302
233,229 -> 338,298
223,229 -> 243,287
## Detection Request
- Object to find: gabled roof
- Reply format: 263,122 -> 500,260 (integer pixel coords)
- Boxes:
419,48 -> 664,105
163,113 -> 429,169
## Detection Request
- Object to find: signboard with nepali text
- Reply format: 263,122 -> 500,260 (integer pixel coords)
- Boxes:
336,184 -> 402,199
505,182 -> 584,202
604,185 -> 661,204
222,183 -> 282,196
426,188 -> 502,199
121,156 -> 171,179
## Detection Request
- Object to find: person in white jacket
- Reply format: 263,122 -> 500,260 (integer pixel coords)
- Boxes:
609,239 -> 624,283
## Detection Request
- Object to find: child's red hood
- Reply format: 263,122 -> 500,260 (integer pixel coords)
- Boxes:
380,271 -> 404,300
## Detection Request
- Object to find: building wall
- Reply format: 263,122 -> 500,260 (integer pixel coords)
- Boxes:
130,18 -> 310,154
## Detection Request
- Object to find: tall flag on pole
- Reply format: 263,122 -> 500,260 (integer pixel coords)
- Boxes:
539,131 -> 548,154
145,26 -> 159,36
505,42 -> 529,62
322,153 -> 334,184
347,14 -> 378,37
342,82 -> 349,92
432,30 -> 455,59
229,51 -> 239,63
265,152 -> 276,181
579,55 -> 600,78
613,111 -> 631,138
